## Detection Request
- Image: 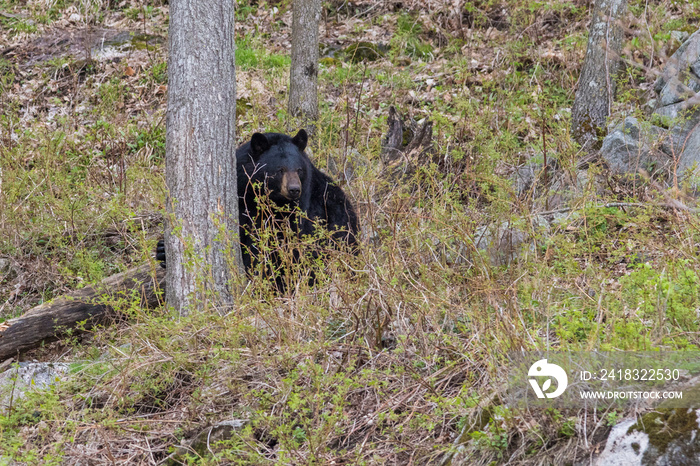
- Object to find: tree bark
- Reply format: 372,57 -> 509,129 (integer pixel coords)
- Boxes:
0,264 -> 164,362
571,0 -> 627,151
165,0 -> 242,314
288,0 -> 321,130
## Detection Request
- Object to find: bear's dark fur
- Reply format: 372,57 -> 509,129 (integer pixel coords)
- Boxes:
157,129 -> 358,290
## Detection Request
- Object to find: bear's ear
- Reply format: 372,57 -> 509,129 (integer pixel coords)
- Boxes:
292,129 -> 308,152
250,133 -> 271,159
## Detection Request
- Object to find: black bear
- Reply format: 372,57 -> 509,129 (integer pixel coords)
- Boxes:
157,129 -> 358,291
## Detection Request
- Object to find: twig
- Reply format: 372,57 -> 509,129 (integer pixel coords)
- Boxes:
0,11 -> 24,18
604,1 -> 613,118
643,0 -> 654,73
13,176 -> 47,212
541,108 -> 548,211
145,436 -> 157,465
352,2 -> 380,18
353,63 -> 368,151
98,428 -> 118,465
536,201 -> 697,218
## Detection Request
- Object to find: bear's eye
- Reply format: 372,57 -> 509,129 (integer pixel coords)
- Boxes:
297,168 -> 303,174
278,168 -> 284,174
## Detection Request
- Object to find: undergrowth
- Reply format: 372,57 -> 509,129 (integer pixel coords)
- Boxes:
1,0 -> 700,464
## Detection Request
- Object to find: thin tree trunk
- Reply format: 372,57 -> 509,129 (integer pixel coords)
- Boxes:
289,0 -> 321,130
165,0 -> 241,315
571,0 -> 628,150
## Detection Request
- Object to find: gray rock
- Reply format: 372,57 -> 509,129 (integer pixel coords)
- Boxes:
671,30 -> 690,45
653,101 -> 688,121
656,106 -> 700,187
594,418 -> 649,466
512,162 -> 540,196
510,157 -> 593,210
687,73 -> 700,93
475,222 -> 528,266
475,217 -> 548,266
654,29 -> 700,95
0,362 -> 69,412
652,27 -> 700,123
691,57 -> 700,80
601,112 -> 700,187
596,408 -> 700,465
595,380 -> 700,465
600,117 -> 667,176
510,155 -> 563,197
658,76 -> 697,107
675,124 -> 700,187
0,258 -> 11,277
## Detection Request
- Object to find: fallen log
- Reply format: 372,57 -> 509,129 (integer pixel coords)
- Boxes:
0,264 -> 165,362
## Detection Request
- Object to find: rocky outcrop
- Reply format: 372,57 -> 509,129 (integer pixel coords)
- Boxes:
600,29 -> 700,188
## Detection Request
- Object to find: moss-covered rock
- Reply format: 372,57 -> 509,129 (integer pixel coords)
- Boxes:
596,385 -> 700,465
343,41 -> 388,63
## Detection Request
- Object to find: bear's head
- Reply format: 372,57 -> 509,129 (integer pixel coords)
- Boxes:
249,129 -> 310,203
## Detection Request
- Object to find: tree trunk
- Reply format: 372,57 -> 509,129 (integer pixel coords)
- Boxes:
0,265 -> 164,362
288,0 -> 321,130
571,0 -> 627,150
165,0 -> 242,315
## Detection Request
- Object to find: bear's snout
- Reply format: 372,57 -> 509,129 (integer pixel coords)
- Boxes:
281,171 -> 302,200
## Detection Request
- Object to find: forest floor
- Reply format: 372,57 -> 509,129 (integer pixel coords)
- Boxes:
1,0 -> 700,464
